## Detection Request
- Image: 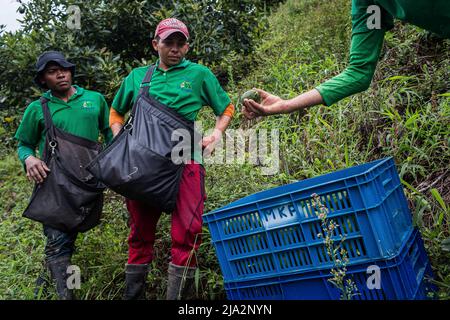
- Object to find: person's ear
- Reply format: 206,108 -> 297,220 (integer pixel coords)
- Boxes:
39,75 -> 46,87
152,39 -> 159,52
66,70 -> 73,84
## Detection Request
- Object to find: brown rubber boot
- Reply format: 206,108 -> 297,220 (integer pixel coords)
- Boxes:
166,262 -> 196,300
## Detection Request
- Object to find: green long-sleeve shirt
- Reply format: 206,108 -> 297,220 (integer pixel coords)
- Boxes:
15,85 -> 113,165
316,0 -> 450,106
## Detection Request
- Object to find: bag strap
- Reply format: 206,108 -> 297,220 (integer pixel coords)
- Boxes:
40,97 -> 53,132
139,64 -> 156,96
128,65 -> 156,121
40,97 -> 58,155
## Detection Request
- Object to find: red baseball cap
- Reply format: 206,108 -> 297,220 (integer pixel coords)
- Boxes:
155,18 -> 190,40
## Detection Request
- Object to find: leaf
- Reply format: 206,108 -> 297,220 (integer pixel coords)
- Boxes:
344,144 -> 349,167
404,113 -> 420,128
441,238 -> 450,253
194,268 -> 200,297
401,179 -> 420,194
386,75 -> 415,82
431,188 -> 448,212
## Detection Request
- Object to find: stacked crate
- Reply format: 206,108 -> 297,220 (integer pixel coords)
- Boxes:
204,158 -> 436,300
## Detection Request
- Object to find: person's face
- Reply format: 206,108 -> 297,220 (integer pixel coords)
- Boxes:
39,62 -> 72,92
152,32 -> 189,68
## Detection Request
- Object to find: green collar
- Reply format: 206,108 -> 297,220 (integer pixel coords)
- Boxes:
43,85 -> 84,103
155,58 -> 190,72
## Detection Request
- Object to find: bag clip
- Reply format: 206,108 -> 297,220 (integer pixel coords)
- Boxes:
49,140 -> 57,155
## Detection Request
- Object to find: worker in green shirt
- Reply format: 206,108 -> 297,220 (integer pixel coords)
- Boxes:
242,0 -> 450,118
14,51 -> 112,299
109,18 -> 235,300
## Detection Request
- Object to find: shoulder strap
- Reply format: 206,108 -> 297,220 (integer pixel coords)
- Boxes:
40,97 -> 53,131
138,65 -> 156,97
40,97 -> 57,159
129,64 -> 156,120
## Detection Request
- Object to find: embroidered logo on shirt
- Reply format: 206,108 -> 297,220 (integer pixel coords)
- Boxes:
82,101 -> 93,109
180,80 -> 193,93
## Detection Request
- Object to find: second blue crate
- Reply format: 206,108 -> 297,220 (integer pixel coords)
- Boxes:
224,229 -> 436,300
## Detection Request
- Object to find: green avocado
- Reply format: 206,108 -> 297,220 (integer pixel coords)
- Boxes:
240,89 -> 261,104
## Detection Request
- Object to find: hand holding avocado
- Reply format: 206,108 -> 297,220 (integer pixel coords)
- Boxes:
241,88 -> 286,119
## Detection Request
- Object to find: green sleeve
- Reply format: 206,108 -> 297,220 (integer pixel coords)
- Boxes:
17,141 -> 36,165
316,29 -> 385,106
316,0 -> 393,106
111,70 -> 137,115
14,102 -> 43,164
98,94 -> 113,144
200,68 -> 231,116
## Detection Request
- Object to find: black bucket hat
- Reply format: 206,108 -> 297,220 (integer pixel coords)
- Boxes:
34,51 -> 76,88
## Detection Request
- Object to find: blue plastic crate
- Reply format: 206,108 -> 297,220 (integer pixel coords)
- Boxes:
204,157 -> 413,282
224,229 -> 436,300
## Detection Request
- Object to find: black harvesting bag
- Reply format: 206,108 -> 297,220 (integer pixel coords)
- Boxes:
86,65 -> 198,213
22,97 -> 105,233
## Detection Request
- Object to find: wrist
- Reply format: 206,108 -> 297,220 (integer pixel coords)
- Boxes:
212,128 -> 223,139
111,123 -> 123,135
24,155 -> 35,163
281,99 -> 294,114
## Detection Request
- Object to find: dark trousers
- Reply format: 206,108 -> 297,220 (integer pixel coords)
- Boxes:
43,225 -> 78,263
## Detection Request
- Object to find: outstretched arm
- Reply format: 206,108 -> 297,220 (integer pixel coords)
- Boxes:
243,27 -> 386,119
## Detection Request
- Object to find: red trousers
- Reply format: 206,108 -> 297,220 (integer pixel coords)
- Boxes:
126,163 -> 206,267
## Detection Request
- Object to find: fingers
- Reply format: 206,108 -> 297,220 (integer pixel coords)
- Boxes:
26,172 -> 33,183
245,99 -> 264,115
37,163 -> 48,179
252,88 -> 271,98
42,163 -> 51,172
201,135 -> 215,148
242,104 -> 256,120
203,146 -> 212,158
29,167 -> 43,184
201,134 -> 222,158
27,163 -> 48,184
203,143 -> 216,158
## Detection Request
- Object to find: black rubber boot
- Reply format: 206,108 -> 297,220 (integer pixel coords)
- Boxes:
47,256 -> 74,300
166,263 -> 196,300
123,264 -> 149,300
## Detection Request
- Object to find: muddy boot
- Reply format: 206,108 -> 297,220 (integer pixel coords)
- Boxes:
166,263 -> 196,300
47,256 -> 74,300
123,264 -> 149,300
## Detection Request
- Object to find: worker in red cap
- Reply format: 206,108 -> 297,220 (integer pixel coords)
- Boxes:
109,18 -> 235,300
